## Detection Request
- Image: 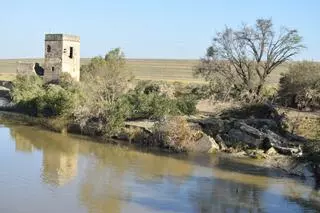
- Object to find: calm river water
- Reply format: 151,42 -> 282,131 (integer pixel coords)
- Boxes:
0,122 -> 320,213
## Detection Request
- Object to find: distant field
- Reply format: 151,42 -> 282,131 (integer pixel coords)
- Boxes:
0,58 -> 288,84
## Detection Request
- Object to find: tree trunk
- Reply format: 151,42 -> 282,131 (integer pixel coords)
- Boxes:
256,84 -> 263,96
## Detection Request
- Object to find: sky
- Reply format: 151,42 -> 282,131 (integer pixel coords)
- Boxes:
0,0 -> 319,60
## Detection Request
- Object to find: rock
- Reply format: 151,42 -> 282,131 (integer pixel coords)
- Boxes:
198,118 -> 229,136
192,133 -> 220,153
263,129 -> 287,145
246,149 -> 267,159
215,134 -> 228,150
243,119 -> 279,132
188,122 -> 203,131
124,120 -> 155,133
315,164 -> 320,189
273,145 -> 302,156
195,114 -> 305,157
238,122 -> 265,138
0,97 -> 10,107
265,147 -> 278,155
315,164 -> 320,177
284,132 -> 308,143
227,122 -> 265,148
287,163 -> 314,177
227,128 -> 258,147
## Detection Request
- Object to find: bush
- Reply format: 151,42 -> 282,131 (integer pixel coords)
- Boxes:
125,92 -> 179,120
40,84 -> 79,117
11,74 -> 81,119
278,61 -> 320,110
134,80 -> 175,98
151,116 -> 197,152
286,116 -> 320,140
173,82 -> 210,100
125,81 -> 197,120
74,48 -> 134,137
176,95 -> 197,115
11,75 -> 45,116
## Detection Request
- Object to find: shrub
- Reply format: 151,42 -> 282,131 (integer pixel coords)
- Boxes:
11,75 -> 45,116
173,82 -> 210,100
125,82 -> 197,120
125,92 -> 179,120
40,84 -> 78,117
259,85 -> 278,102
286,115 -> 320,140
74,48 -> 134,137
176,95 -> 197,115
278,61 -> 320,110
151,116 -> 196,152
134,80 -> 175,98
11,74 -> 81,119
58,72 -> 78,90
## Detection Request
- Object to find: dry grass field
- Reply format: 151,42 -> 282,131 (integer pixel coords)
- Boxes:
0,58 -> 289,84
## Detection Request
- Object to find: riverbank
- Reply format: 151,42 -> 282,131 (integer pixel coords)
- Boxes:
2,122 -> 320,212
1,104 -> 319,180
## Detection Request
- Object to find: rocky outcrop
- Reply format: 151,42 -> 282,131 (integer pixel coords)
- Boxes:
190,133 -> 220,153
196,116 -> 304,156
265,147 -> 278,155
214,134 -> 228,150
227,122 -> 265,148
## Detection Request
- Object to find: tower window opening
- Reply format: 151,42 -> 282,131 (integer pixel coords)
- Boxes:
52,67 -> 55,72
47,45 -> 51,53
69,47 -> 73,58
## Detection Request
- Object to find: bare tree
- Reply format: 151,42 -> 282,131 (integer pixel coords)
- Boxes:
194,19 -> 305,100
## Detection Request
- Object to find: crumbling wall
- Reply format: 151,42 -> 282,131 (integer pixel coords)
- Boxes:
16,62 -> 36,76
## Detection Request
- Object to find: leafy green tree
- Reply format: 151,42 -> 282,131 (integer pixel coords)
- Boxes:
40,84 -> 79,117
104,47 -> 126,71
75,48 -> 134,136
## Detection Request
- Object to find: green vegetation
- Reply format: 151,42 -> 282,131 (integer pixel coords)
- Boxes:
11,74 -> 80,117
2,19 -> 320,159
9,48 -> 197,139
278,61 -> 320,110
124,81 -> 197,120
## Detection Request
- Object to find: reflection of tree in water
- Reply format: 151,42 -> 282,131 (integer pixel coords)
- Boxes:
283,182 -> 320,212
79,165 -> 124,213
8,125 -> 320,213
79,143 -> 193,179
187,175 -> 265,213
78,143 -> 194,213
10,126 -> 79,186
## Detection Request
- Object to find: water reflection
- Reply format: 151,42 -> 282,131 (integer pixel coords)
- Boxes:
10,126 -> 79,186
5,124 -> 320,213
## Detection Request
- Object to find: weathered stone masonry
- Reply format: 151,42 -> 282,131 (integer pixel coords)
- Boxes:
44,34 -> 80,82
16,34 -> 80,82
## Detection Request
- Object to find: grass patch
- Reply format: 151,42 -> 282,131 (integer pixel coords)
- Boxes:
0,58 -> 288,83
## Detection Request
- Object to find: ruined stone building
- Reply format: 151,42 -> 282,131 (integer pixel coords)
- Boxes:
44,34 -> 80,82
17,33 -> 80,82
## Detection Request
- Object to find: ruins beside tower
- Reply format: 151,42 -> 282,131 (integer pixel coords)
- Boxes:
16,34 -> 81,82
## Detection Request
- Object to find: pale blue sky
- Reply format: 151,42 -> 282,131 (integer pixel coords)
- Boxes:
1,0 -> 319,59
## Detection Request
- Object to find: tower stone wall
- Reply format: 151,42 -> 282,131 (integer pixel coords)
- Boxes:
44,34 -> 80,82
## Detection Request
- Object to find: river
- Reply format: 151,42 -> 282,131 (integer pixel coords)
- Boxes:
0,122 -> 319,213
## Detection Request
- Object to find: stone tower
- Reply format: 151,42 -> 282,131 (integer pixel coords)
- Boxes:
44,34 -> 80,82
